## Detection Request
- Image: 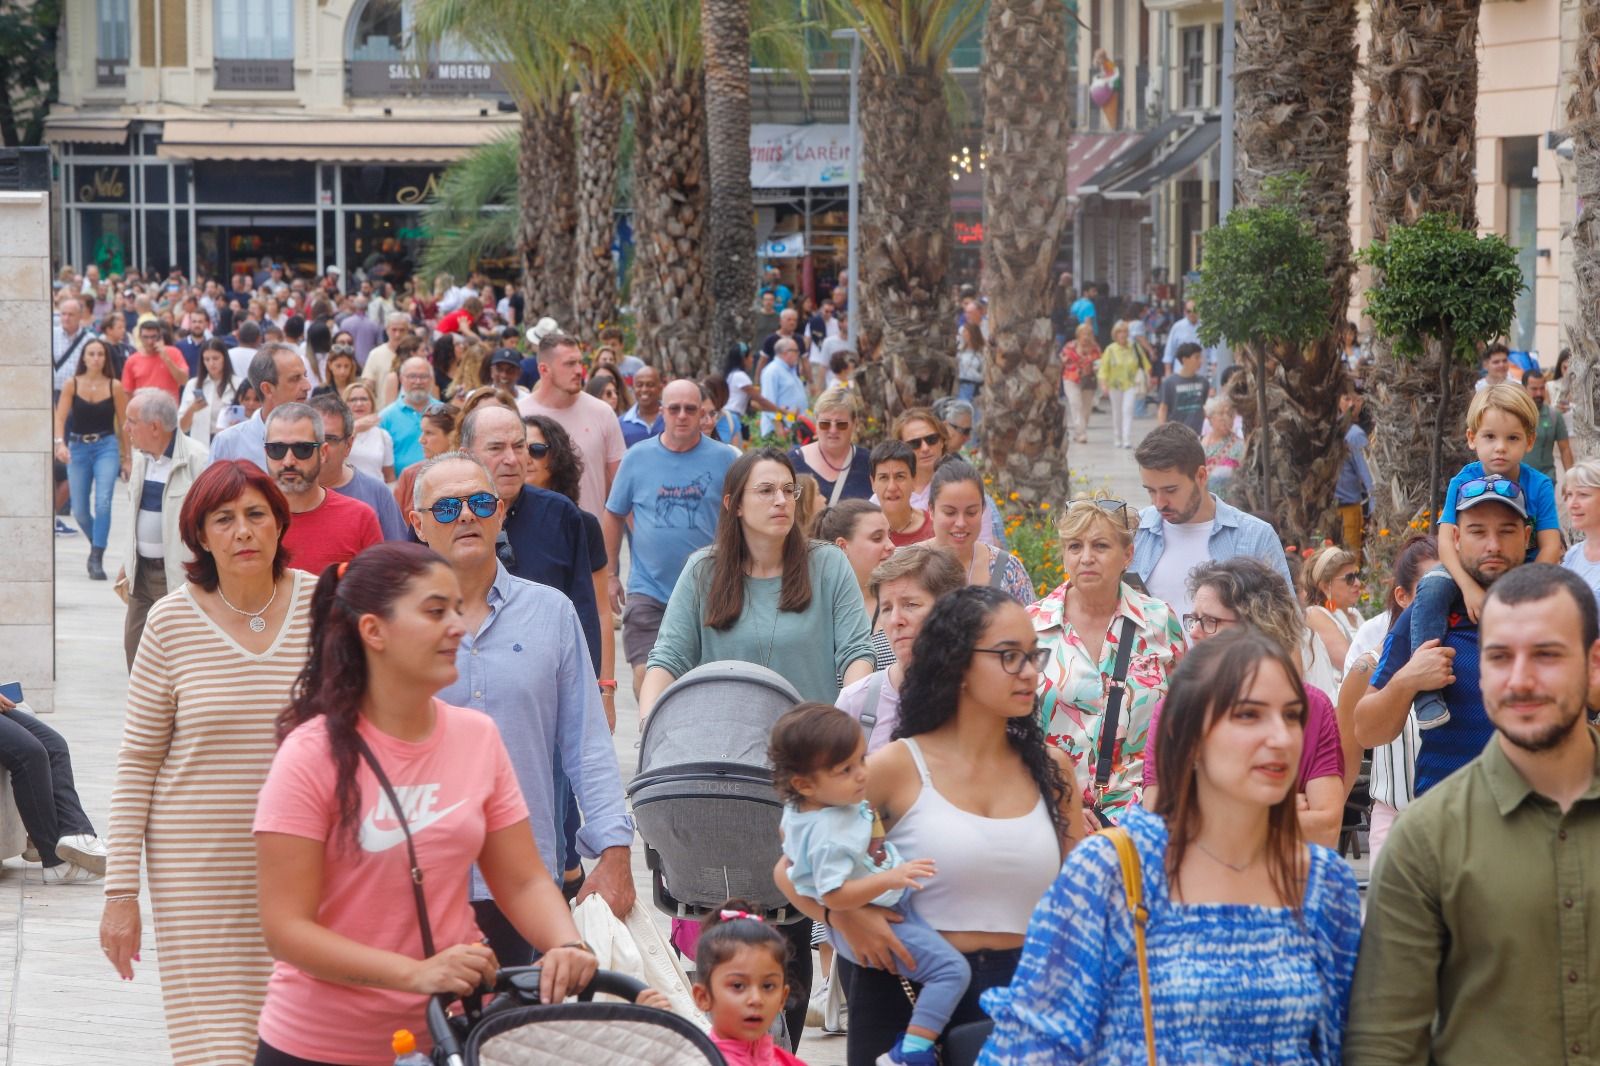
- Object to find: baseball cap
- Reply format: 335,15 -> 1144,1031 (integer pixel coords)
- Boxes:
488,348 -> 522,369
1453,474 -> 1528,521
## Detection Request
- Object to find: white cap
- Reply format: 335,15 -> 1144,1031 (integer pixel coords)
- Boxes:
325,265 -> 341,275
525,316 -> 560,346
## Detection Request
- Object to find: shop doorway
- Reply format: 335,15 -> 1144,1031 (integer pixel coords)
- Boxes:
196,214 -> 318,286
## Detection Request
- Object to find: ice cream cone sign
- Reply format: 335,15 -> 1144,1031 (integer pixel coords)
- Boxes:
1089,48 -> 1122,128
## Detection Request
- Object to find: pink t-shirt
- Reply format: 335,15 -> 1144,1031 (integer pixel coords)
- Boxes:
516,389 -> 626,518
1141,683 -> 1344,793
253,702 -> 529,1065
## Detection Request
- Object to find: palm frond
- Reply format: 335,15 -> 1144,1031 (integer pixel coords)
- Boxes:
417,133 -> 519,278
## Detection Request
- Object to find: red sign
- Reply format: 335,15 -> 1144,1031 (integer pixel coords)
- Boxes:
954,220 -> 984,246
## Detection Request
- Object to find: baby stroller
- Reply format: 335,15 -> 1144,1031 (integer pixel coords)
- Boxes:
627,661 -> 801,921
427,966 -> 724,1065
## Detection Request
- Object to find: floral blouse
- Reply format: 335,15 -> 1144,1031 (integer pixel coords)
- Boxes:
1060,341 -> 1100,387
1029,581 -> 1185,818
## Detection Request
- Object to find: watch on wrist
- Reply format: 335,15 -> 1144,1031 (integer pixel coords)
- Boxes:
561,940 -> 596,955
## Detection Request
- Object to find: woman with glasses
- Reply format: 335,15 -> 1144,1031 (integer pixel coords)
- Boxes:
777,586 -> 1080,1064
791,387 -> 873,502
929,458 -> 1034,604
891,407 -> 1006,548
585,368 -> 629,416
642,447 -> 874,1050
981,630 -> 1360,1064
1301,546 -> 1363,691
1143,558 -> 1348,848
100,461 -> 316,1063
341,381 -> 395,484
935,397 -> 977,456
1031,498 -> 1184,831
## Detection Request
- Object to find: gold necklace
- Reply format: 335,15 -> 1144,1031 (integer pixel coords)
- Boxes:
1193,838 -> 1261,874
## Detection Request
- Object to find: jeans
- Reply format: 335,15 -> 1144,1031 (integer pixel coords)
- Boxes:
958,380 -> 980,404
0,709 -> 96,867
1108,387 -> 1138,447
67,435 -> 119,549
253,1040 -> 341,1066
1409,566 -> 1458,720
839,946 -> 1021,1066
828,900 -> 970,1037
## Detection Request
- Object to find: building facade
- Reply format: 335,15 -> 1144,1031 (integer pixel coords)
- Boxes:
47,0 -> 515,282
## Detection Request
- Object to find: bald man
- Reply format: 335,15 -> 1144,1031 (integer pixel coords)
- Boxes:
379,355 -> 436,472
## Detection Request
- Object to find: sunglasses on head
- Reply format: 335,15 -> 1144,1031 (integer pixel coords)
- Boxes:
1458,476 -> 1524,505
904,432 -> 942,450
427,491 -> 499,524
1070,496 -> 1131,527
263,441 -> 319,461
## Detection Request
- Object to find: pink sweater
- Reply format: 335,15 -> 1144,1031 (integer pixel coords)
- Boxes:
709,1032 -> 809,1066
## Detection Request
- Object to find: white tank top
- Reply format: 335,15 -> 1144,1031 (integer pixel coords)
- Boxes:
886,737 -> 1061,935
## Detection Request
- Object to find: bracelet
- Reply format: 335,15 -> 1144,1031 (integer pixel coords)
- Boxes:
105,893 -> 138,903
597,680 -> 618,692
561,940 -> 596,955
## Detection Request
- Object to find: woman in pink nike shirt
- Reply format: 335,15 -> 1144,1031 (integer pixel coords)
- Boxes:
252,542 -> 597,1066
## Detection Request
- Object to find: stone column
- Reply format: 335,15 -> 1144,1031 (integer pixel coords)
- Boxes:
0,189 -> 55,713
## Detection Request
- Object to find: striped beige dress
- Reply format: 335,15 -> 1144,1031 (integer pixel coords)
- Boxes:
108,570 -> 314,1066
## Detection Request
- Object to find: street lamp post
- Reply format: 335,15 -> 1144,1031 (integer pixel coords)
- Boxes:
832,28 -> 861,325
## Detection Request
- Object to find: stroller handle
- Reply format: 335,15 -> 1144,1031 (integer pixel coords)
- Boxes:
426,966 -> 651,1063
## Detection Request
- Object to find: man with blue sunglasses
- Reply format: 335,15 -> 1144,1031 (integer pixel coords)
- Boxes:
409,451 -> 636,963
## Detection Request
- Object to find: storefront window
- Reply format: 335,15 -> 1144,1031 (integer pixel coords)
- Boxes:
345,209 -> 426,286
340,164 -> 445,206
347,0 -> 501,97
194,161 -> 315,205
82,210 -> 133,278
215,0 -> 294,90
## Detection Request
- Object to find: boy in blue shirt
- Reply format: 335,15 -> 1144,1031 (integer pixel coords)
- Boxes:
1410,383 -> 1564,727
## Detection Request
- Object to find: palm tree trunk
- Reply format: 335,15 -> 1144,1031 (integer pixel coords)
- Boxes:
701,0 -> 757,363
539,95 -> 579,327
1568,0 -> 1600,460
1365,0 -> 1481,547
1228,0 -> 1357,544
859,54 -> 955,414
978,0 -> 1072,505
517,107 -> 549,317
634,71 -> 712,378
574,72 -> 623,343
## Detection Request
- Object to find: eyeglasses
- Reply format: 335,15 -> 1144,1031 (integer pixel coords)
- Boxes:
751,483 -> 802,501
263,441 -> 319,461
663,403 -> 700,417
527,442 -> 550,459
330,344 -> 355,355
972,646 -> 1051,675
1337,572 -> 1363,587
427,491 -> 499,524
945,422 -> 973,437
1182,612 -> 1237,636
816,419 -> 853,432
426,401 -> 454,416
903,433 -> 942,450
322,434 -> 347,447
1457,476 -> 1525,507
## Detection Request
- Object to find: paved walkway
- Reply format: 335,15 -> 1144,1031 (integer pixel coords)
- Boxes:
2,417 -> 1149,1064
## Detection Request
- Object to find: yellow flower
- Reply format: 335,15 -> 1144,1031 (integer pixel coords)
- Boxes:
1009,492 -> 1020,501
1040,502 -> 1051,511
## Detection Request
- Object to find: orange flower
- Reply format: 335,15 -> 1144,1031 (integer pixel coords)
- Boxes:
1379,528 -> 1391,537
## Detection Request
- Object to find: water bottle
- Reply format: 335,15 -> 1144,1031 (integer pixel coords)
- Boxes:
391,1029 -> 430,1065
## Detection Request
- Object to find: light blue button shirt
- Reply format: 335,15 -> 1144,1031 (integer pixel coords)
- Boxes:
207,411 -> 267,470
759,358 -> 809,436
438,563 -> 634,900
1131,494 -> 1293,595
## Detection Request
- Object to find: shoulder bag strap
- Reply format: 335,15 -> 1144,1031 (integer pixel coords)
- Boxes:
987,547 -> 1014,589
54,330 -> 88,372
1104,826 -> 1156,1066
827,451 -> 852,507
1095,616 -> 1140,793
859,671 -> 886,739
355,735 -> 436,958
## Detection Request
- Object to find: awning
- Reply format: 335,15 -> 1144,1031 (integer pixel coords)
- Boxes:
1076,114 -> 1191,198
1066,131 -> 1144,203
1100,116 -> 1221,200
42,117 -> 131,145
154,118 -> 516,163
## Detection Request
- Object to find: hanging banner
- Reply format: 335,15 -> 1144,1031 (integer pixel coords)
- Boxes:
758,233 -> 806,259
750,124 -> 855,189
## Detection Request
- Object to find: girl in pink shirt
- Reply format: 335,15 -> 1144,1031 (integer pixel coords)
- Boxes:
692,904 -> 810,1066
252,542 -> 597,1066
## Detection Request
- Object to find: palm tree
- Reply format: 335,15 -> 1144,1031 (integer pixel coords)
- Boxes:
1224,0 -> 1358,543
1567,0 -> 1600,460
417,134 -> 519,281
1363,0 -> 1482,542
824,0 -> 984,412
569,1 -> 633,342
414,0 -> 575,322
978,0 -> 1072,505
702,0 -> 758,365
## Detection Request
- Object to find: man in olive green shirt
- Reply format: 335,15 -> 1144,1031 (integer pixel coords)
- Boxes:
1346,563 -> 1600,1065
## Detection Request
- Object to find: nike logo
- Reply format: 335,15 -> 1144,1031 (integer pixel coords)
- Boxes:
358,782 -> 465,853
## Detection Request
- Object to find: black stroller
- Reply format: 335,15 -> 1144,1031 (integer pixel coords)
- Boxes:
427,967 -> 725,1065
626,661 -> 803,921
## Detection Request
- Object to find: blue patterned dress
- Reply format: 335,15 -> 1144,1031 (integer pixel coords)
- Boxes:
978,806 -> 1360,1065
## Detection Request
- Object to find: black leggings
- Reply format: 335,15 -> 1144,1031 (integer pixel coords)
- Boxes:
254,1040 -> 348,1066
779,919 -> 816,1051
838,946 -> 1021,1066
0,709 -> 94,866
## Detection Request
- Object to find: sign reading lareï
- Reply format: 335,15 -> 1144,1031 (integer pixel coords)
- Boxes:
750,125 -> 854,189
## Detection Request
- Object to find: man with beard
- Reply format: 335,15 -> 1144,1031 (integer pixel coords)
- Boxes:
1130,421 -> 1290,618
263,402 -> 381,574
380,355 -> 436,473
1354,478 -> 1533,798
1346,563 -> 1600,1065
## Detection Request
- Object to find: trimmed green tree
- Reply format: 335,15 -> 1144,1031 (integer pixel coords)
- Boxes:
1357,213 -> 1524,528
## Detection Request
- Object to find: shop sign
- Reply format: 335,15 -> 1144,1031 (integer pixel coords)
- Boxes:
758,234 -> 806,259
76,165 -> 129,204
215,59 -> 295,92
954,221 -> 984,246
349,60 -> 506,97
750,125 -> 854,189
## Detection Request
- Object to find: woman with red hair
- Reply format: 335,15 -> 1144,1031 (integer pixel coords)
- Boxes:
99,459 -> 315,1064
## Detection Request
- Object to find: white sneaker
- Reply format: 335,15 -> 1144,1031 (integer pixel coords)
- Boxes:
55,834 -> 107,875
806,980 -> 829,1028
41,861 -> 102,885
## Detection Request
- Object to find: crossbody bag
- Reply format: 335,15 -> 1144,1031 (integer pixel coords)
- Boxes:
1091,616 -> 1140,829
1103,825 -> 1157,1066
355,735 -> 436,957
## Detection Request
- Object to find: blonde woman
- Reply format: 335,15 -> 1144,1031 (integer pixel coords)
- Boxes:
1060,322 -> 1101,444
1302,545 -> 1363,690
790,386 -> 872,502
1562,458 -> 1600,603
340,380 -> 394,483
1098,321 -> 1144,449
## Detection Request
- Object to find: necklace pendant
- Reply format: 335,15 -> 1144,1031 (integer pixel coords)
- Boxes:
249,616 -> 266,634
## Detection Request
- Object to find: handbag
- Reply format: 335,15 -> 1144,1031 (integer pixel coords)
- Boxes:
1103,825 -> 1157,1066
1090,616 -> 1140,828
355,736 -> 436,957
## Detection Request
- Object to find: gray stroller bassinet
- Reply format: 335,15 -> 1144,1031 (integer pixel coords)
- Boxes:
626,661 -> 801,921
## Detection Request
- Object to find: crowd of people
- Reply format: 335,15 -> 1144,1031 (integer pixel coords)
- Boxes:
13,256 -> 1600,1066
